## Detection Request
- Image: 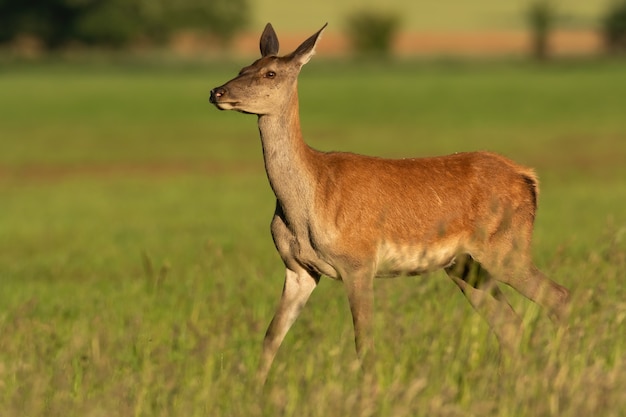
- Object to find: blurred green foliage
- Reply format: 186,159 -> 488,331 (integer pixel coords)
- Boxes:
526,1 -> 556,60
603,0 -> 626,52
0,0 -> 249,48
345,10 -> 401,57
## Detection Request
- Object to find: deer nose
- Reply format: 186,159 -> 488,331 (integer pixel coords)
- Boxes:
210,87 -> 226,103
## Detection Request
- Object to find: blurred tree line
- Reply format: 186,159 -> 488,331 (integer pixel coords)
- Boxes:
526,0 -> 626,59
343,1 -> 626,59
1,0 -> 625,57
0,0 -> 249,49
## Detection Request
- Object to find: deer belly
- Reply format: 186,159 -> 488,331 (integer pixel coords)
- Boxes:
375,242 -> 457,278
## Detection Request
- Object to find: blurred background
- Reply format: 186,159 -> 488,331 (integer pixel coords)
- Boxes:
1,0 -> 626,59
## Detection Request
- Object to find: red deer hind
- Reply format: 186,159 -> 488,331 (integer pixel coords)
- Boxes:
209,23 -> 570,384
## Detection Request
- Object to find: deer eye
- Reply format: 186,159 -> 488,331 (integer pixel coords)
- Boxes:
264,71 -> 276,79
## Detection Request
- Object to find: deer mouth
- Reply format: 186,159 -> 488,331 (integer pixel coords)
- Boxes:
212,100 -> 254,115
211,100 -> 240,111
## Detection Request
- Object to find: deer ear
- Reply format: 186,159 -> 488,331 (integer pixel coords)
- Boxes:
289,23 -> 327,66
260,23 -> 279,57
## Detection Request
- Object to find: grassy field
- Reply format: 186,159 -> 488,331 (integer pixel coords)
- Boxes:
1,57 -> 626,416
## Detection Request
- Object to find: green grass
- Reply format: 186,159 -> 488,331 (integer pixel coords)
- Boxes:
1,58 -> 625,416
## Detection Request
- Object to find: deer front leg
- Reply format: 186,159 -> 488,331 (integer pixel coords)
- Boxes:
257,266 -> 319,384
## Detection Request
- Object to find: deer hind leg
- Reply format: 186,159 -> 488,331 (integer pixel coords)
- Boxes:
488,259 -> 571,324
257,266 -> 320,384
446,254 -> 523,352
478,207 -> 571,324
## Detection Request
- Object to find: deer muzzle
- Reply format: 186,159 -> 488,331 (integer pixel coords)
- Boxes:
209,87 -> 226,106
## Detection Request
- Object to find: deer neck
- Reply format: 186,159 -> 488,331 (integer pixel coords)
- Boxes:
257,89 -> 316,216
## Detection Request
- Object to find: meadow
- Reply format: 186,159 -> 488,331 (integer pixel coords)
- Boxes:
1,57 -> 625,416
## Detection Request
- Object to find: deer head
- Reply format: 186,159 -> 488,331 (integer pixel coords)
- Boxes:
210,23 -> 327,116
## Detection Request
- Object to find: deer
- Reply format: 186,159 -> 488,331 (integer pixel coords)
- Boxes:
209,23 -> 570,384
